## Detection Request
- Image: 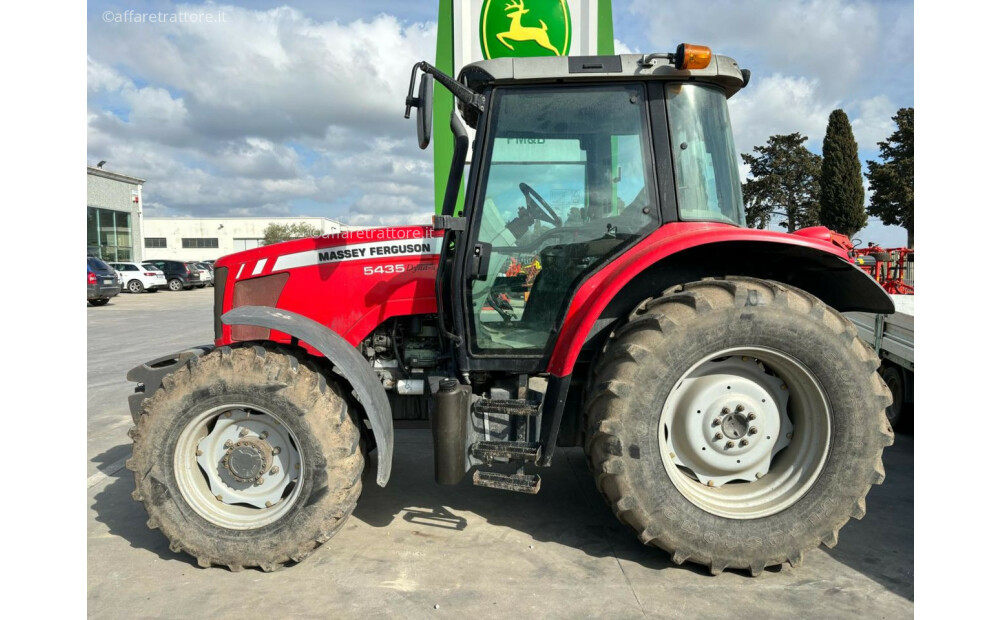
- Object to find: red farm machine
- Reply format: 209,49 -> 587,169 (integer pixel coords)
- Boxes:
125,46 -> 895,575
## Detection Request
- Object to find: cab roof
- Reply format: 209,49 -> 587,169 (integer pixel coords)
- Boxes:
456,53 -> 748,125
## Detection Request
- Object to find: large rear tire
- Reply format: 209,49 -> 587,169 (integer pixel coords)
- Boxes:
585,277 -> 894,576
126,345 -> 364,571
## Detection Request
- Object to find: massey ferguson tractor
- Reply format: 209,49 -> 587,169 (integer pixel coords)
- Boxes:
125,46 -> 895,576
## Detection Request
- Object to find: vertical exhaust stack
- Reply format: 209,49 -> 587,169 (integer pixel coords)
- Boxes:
432,379 -> 469,484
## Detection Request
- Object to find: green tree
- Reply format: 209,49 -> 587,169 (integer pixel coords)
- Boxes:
262,222 -> 322,245
866,107 -> 914,247
741,133 -> 822,232
819,109 -> 867,237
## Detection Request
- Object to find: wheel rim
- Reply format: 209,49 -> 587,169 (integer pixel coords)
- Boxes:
169,280 -> 181,291
658,347 -> 832,519
129,280 -> 142,293
175,404 -> 303,529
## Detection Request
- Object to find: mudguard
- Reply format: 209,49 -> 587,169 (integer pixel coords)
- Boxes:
221,306 -> 394,487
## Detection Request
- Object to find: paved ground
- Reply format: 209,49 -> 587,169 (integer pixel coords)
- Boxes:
88,288 -> 914,619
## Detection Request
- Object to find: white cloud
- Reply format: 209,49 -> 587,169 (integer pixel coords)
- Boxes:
851,95 -> 897,154
729,74 -> 833,154
629,0 -> 885,99
613,38 -> 635,55
88,4 -> 438,222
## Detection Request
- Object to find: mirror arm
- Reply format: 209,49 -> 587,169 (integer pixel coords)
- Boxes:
404,61 -> 485,118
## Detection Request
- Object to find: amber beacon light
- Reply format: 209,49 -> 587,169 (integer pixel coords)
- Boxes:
674,43 -> 712,70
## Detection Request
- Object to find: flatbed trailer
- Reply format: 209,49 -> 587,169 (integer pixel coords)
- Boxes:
847,295 -> 914,429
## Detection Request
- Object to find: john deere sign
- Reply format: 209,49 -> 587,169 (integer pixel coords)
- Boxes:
433,0 -> 614,213
480,0 -> 571,59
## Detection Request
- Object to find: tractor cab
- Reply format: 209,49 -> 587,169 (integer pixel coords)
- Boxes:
407,48 -> 750,369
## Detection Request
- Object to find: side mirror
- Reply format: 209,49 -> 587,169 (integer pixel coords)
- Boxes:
416,73 -> 433,150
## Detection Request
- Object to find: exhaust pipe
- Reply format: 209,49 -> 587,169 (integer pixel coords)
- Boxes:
432,378 -> 468,485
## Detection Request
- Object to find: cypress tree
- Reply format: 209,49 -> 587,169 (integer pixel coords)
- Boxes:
819,109 -> 867,238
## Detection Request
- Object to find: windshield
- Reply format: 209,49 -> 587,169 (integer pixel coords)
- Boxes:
667,85 -> 745,226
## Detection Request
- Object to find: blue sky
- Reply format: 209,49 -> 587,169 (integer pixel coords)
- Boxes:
87,1 -> 913,244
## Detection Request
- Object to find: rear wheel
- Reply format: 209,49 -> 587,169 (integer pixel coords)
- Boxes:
585,277 -> 893,576
88,298 -> 109,306
880,365 -> 906,431
168,278 -> 183,291
127,345 -> 364,571
128,279 -> 144,294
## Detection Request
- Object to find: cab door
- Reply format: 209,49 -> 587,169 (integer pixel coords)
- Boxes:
460,83 -> 660,367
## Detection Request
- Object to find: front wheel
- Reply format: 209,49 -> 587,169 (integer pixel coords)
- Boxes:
88,298 -> 109,306
585,277 -> 893,576
126,346 -> 364,571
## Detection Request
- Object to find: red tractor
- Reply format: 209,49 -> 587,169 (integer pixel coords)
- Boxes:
125,46 -> 895,576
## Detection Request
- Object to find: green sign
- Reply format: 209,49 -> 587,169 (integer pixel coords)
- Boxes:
480,0 -> 572,59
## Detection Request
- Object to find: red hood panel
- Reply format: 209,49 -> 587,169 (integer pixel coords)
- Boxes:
216,225 -> 442,348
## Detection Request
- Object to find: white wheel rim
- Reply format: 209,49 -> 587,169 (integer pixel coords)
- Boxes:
175,404 -> 303,529
658,347 -> 832,519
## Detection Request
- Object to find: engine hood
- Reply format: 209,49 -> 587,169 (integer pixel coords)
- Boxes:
215,225 -> 443,348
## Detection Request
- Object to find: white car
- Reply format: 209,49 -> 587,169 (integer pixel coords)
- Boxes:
110,262 -> 168,293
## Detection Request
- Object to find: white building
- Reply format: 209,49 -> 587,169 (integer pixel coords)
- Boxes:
142,217 -> 351,261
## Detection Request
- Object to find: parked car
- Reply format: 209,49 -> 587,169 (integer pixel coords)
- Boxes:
186,262 -> 211,288
87,257 -> 121,306
145,260 -> 201,291
195,261 -> 215,286
109,261 -> 168,293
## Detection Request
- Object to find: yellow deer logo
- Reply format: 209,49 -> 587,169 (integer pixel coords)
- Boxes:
496,0 -> 560,55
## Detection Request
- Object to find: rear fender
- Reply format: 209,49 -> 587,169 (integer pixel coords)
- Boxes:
547,228 -> 894,377
222,306 -> 394,487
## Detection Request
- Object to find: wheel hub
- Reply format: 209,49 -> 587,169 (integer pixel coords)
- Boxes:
223,438 -> 273,483
720,411 -> 750,440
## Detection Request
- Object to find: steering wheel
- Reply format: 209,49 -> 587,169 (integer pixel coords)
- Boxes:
519,182 -> 562,227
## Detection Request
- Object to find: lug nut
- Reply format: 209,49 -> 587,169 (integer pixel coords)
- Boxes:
748,413 -> 756,421
195,449 -> 203,456
260,431 -> 269,439
254,477 -> 264,486
269,466 -> 279,475
721,407 -> 730,415
736,405 -> 744,412
739,439 -> 749,447
725,441 -> 734,449
272,447 -> 281,455
712,418 -> 722,427
224,440 -> 234,449
215,494 -> 223,501
265,501 -> 273,508
749,427 -> 758,435
239,428 -> 250,437
714,433 -> 723,441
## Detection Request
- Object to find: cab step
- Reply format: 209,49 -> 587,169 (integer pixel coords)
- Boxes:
471,441 -> 542,463
472,471 -> 541,494
472,398 -> 541,417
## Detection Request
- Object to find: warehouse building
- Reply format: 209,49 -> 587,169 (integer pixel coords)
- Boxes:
87,165 -> 144,261
142,217 -> 350,262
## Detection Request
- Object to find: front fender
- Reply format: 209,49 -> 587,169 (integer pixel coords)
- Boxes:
221,306 -> 394,487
